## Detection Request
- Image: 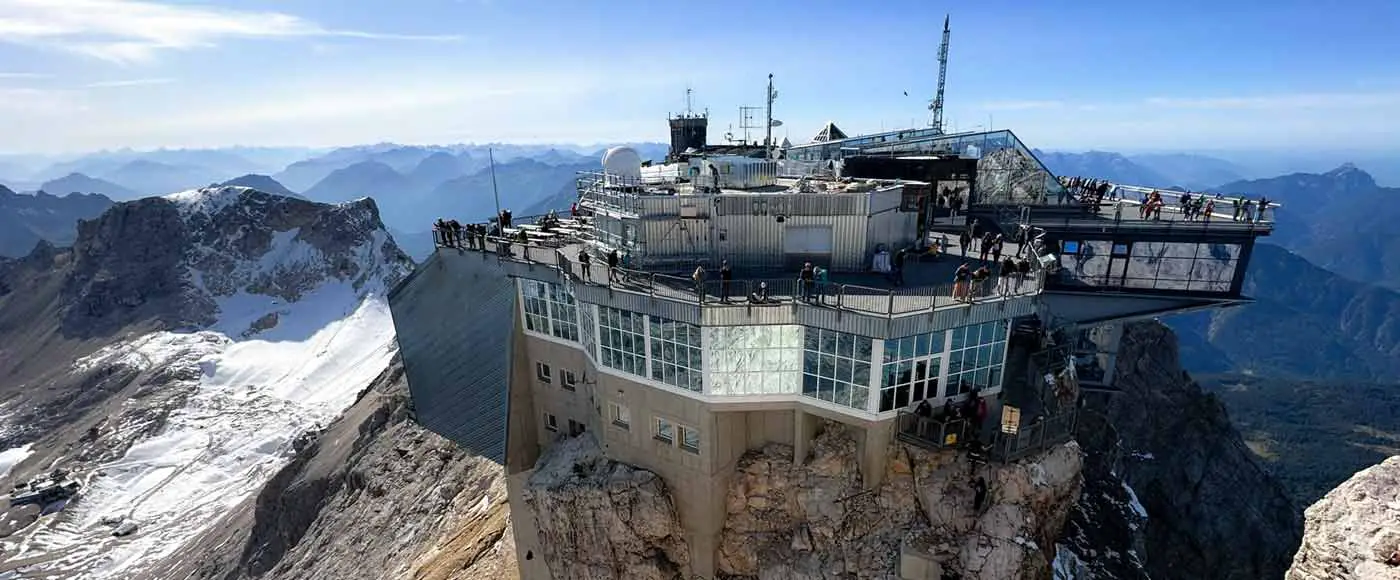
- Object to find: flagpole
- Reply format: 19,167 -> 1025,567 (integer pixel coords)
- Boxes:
489,147 -> 502,226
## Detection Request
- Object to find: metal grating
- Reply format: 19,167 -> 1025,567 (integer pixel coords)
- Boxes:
390,252 -> 516,464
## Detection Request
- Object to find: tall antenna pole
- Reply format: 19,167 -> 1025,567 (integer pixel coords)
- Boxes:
685,88 -> 693,116
930,14 -> 951,133
765,73 -> 775,155
489,147 -> 502,225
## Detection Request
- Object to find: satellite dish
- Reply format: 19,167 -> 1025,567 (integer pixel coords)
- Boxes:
770,119 -> 783,127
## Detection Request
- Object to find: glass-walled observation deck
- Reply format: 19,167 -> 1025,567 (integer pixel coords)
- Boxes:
785,129 -> 1068,207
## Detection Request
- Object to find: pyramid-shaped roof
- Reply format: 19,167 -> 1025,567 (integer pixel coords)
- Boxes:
812,122 -> 848,142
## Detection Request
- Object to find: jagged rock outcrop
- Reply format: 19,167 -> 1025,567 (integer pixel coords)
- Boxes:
1287,456 -> 1400,580
1064,321 -> 1303,580
61,186 -> 410,338
149,358 -> 518,580
522,435 -> 692,580
718,422 -> 1082,579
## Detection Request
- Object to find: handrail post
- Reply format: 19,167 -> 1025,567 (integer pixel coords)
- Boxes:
648,273 -> 655,296
886,289 -> 895,317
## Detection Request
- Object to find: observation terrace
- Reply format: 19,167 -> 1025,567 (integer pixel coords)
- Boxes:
433,217 -> 1044,337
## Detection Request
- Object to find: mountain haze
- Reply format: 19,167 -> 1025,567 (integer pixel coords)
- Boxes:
39,173 -> 140,201
0,185 -> 114,257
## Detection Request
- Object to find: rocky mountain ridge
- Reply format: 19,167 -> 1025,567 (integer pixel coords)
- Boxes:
0,186 -> 413,578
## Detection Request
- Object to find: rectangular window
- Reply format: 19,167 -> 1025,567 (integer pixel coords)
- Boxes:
520,279 -> 579,342
580,303 -> 597,361
608,402 -> 631,429
649,316 -> 704,392
943,320 -> 1010,398
653,417 -> 675,444
679,425 -> 700,453
561,370 -> 577,391
568,419 -> 585,437
536,362 -> 552,383
599,306 -> 648,377
544,413 -> 558,431
880,331 -> 947,412
801,328 -> 874,411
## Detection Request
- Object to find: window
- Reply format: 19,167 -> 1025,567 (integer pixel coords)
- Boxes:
649,316 -> 704,392
599,306 -> 647,377
520,280 -> 579,342
880,330 -> 946,412
568,419 -> 585,437
705,325 -> 803,396
944,320 -> 1009,398
561,370 -> 577,391
653,417 -> 675,444
679,426 -> 700,453
608,402 -> 631,429
802,328 -> 873,410
535,362 -> 552,383
579,303 -> 597,361
543,413 -> 558,431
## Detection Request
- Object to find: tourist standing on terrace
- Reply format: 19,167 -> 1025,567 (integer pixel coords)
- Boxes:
692,264 -> 706,302
718,260 -> 732,303
577,249 -> 592,282
607,249 -> 621,283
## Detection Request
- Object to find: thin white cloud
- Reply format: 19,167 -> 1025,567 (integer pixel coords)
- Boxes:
976,100 -> 1065,112
1144,92 -> 1400,110
0,71 -> 50,79
0,0 -> 463,64
84,77 -> 173,88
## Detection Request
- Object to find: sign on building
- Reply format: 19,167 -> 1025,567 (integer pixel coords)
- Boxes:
1001,405 -> 1021,435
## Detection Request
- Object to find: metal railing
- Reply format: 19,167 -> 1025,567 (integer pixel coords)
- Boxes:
895,410 -> 973,450
987,409 -> 1079,462
437,235 -> 1046,318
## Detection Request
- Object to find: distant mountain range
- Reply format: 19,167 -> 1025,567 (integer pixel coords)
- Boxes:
39,173 -> 138,201
1215,165 -> 1400,291
0,185 -> 113,257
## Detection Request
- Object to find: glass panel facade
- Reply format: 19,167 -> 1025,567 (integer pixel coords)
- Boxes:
599,306 -> 647,377
1057,241 -> 1241,292
520,279 -> 579,341
548,283 -> 578,341
705,325 -> 803,395
802,328 -> 873,411
522,280 -> 550,334
944,321 -> 1009,397
786,129 -> 1067,206
579,303 -> 597,361
649,316 -> 704,392
879,330 -> 946,412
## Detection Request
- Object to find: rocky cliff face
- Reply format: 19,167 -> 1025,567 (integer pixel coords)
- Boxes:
522,435 -> 692,580
718,423 -> 1082,580
0,186 -> 415,578
516,422 -> 1082,580
149,358 -> 518,580
1287,455 -> 1400,580
1062,321 -> 1303,580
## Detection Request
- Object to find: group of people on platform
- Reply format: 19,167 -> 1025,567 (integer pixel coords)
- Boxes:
1059,175 -> 1116,205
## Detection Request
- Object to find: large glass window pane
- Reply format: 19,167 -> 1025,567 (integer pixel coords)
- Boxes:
801,327 -> 874,411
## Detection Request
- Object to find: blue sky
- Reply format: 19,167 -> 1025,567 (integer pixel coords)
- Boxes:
1,0 -> 1398,154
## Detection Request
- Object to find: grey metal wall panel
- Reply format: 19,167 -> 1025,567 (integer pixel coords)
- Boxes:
887,295 -> 1036,337
699,304 -> 797,326
390,252 -> 516,464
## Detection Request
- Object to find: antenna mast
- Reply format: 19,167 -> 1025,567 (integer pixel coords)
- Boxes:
929,14 -> 951,133
765,74 -> 775,154
489,147 -> 502,225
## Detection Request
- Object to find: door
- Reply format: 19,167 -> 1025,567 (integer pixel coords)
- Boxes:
783,225 -> 833,268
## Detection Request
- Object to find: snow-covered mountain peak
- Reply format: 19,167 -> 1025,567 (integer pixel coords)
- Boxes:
0,188 -> 414,577
63,186 -> 411,338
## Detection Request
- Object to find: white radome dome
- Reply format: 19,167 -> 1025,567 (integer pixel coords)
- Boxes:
601,146 -> 642,180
